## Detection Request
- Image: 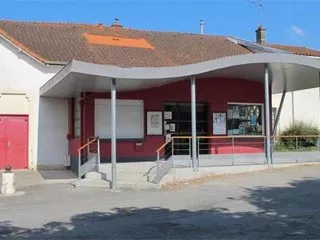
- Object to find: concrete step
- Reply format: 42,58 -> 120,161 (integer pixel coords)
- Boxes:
98,162 -> 156,173
85,171 -> 106,180
71,178 -> 110,188
85,171 -> 151,181
72,178 -> 158,190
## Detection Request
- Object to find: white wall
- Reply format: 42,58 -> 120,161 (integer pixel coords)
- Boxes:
272,87 -> 320,133
0,37 -> 64,169
37,97 -> 68,168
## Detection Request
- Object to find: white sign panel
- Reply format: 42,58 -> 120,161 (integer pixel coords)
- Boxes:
213,112 -> 226,135
147,111 -> 163,135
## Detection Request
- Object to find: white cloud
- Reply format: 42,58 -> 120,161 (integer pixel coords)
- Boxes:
288,25 -> 305,37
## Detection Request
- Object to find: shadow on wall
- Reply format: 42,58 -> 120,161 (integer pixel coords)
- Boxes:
2,178 -> 320,239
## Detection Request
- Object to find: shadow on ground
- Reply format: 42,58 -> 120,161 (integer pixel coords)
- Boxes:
1,178 -> 320,239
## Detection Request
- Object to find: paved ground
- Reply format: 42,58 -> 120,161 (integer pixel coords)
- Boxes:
1,165 -> 320,239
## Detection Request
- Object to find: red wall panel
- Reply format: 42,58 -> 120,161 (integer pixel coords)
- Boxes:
69,77 -> 267,160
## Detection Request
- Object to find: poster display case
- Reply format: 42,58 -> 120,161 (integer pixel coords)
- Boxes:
227,103 -> 263,136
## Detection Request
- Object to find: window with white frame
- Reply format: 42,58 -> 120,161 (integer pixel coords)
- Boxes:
227,103 -> 264,136
95,99 -> 144,139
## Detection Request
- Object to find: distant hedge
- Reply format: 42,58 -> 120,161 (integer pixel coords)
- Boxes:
278,121 -> 320,148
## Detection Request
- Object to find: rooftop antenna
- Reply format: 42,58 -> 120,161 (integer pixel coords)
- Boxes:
249,0 -> 264,25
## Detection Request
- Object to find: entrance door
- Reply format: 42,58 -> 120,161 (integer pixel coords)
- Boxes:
164,102 -> 209,157
0,116 -> 28,169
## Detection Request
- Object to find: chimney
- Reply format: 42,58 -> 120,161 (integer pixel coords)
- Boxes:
200,20 -> 204,35
111,18 -> 123,28
256,25 -> 266,44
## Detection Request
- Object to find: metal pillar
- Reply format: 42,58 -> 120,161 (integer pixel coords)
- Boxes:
191,76 -> 198,171
264,64 -> 272,167
273,90 -> 286,135
111,78 -> 117,189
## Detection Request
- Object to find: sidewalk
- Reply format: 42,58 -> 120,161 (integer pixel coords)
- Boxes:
0,170 -> 77,188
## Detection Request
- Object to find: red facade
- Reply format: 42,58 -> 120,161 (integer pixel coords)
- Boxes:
69,77 -> 268,162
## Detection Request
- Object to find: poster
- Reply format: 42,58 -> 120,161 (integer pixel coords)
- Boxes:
147,111 -> 163,135
169,123 -> 176,132
164,111 -> 172,120
232,106 -> 240,118
213,112 -> 227,135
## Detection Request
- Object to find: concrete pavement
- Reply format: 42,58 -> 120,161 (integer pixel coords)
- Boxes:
1,165 -> 320,239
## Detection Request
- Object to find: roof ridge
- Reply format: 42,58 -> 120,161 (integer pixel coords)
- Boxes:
0,19 -> 229,38
269,42 -> 319,50
0,19 -> 100,28
118,26 -> 228,38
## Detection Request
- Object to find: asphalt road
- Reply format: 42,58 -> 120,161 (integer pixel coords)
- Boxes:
1,165 -> 320,239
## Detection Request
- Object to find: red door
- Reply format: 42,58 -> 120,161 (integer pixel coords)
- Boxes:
0,116 -> 28,169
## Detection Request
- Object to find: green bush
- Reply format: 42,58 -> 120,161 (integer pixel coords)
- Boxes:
278,121 -> 320,149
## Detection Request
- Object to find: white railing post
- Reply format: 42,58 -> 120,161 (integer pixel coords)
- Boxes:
296,136 -> 299,163
156,151 -> 160,182
232,137 -> 235,165
197,138 -> 200,164
189,138 -> 192,161
78,150 -> 81,180
97,137 -> 101,170
171,138 -> 174,161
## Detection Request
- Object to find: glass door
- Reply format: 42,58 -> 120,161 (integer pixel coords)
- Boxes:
164,102 -> 209,157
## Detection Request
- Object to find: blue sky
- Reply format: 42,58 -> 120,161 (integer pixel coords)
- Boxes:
1,0 -> 320,49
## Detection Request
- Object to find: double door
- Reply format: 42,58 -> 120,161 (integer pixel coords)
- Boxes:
0,116 -> 28,169
164,102 -> 209,157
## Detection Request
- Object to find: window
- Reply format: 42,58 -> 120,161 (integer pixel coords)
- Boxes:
95,99 -> 144,139
227,103 -> 263,136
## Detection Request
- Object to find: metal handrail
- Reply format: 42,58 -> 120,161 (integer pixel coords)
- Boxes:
156,138 -> 173,153
77,137 -> 100,180
274,135 -> 320,138
197,135 -> 266,139
77,137 -> 97,152
172,136 -> 192,139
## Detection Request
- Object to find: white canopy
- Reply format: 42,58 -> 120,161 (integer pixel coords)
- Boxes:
40,53 -> 320,97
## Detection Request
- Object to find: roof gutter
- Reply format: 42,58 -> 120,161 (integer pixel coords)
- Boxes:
43,61 -> 68,66
0,34 -> 66,67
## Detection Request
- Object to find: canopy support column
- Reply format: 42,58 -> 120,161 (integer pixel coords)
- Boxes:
264,64 -> 272,168
111,78 -> 117,189
191,76 -> 198,171
273,90 -> 286,135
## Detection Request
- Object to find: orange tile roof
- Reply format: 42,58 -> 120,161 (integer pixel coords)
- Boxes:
269,43 -> 320,57
83,33 -> 154,49
0,28 -> 48,62
0,20 -> 319,67
0,20 -> 250,67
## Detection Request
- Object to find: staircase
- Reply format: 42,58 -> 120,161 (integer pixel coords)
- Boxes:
74,162 -> 159,190
72,136 -> 175,190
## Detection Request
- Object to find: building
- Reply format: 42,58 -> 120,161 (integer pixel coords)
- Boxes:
1,20 -> 320,184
